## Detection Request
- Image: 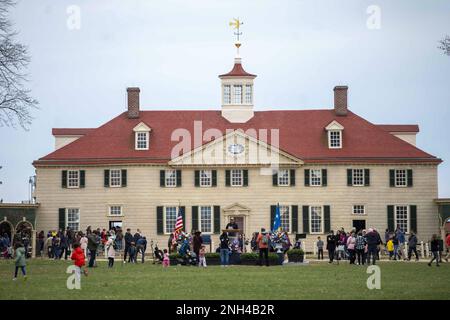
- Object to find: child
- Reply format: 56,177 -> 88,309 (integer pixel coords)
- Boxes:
13,242 -> 27,281
71,243 -> 88,282
387,237 -> 394,260
128,242 -> 137,263
428,234 -> 440,267
317,237 -> 324,260
198,245 -> 207,267
162,249 -> 170,268
106,236 -> 116,268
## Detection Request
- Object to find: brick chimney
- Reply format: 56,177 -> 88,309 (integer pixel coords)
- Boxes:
127,87 -> 140,119
333,86 -> 348,116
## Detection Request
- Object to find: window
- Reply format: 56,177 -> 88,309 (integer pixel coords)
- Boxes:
233,85 -> 242,104
67,208 -> 80,231
310,169 -> 322,186
165,170 -> 177,187
352,169 -> 364,186
245,84 -> 252,104
200,170 -> 212,187
231,169 -> 243,186
199,206 -> 213,233
164,206 -> 178,234
395,206 -> 409,233
223,85 -> 231,104
280,205 -> 290,233
353,205 -> 365,215
395,170 -> 407,187
67,170 -> 79,188
110,169 -> 121,187
310,206 -> 323,234
109,206 -> 122,216
136,132 -> 149,150
278,170 -> 290,186
329,131 -> 342,148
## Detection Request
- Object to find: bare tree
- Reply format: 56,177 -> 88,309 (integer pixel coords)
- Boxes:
438,35 -> 450,56
0,0 -> 38,129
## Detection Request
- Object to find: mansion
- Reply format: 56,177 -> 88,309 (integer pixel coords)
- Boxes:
31,51 -> 443,250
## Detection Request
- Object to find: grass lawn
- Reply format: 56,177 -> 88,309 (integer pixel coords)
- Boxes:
0,259 -> 449,300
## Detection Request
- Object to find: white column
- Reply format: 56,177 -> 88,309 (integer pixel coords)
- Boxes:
404,242 -> 408,259
420,241 -> 425,258
313,241 -> 317,257
302,241 -> 307,260
425,243 -> 430,257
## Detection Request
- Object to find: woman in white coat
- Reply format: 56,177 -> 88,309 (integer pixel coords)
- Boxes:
79,233 -> 88,258
106,235 -> 116,268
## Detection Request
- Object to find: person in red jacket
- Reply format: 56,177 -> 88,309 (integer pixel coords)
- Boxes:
71,243 -> 88,282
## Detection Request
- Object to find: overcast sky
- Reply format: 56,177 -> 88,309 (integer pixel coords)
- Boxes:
0,0 -> 449,202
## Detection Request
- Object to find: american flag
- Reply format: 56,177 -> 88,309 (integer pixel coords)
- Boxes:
172,207 -> 184,242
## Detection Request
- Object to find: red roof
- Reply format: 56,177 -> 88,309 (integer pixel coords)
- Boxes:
219,61 -> 256,78
52,128 -> 95,136
377,125 -> 420,133
34,110 -> 441,166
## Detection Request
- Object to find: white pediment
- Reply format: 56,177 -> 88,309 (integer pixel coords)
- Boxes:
133,122 -> 151,132
325,120 -> 344,131
169,130 -> 303,167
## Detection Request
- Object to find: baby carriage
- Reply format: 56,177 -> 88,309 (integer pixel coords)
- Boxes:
153,245 -> 164,264
179,251 -> 197,266
1,246 -> 13,259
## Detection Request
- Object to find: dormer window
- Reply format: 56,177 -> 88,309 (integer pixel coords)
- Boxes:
329,131 -> 342,148
325,120 -> 344,149
133,122 -> 151,150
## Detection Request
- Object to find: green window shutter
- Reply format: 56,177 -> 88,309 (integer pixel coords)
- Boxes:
407,169 -> 413,187
290,169 -> 296,186
214,206 -> 221,234
191,206 -> 199,232
364,169 -> 370,186
410,205 -> 417,233
194,170 -> 200,187
212,170 -> 217,187
121,169 -> 127,187
243,170 -> 248,186
79,170 -> 85,188
272,171 -> 278,186
225,170 -> 231,187
104,170 -> 110,187
324,205 -> 331,233
180,206 -> 186,232
322,169 -> 327,187
58,208 -> 66,231
302,206 -> 309,234
62,171 -> 67,188
347,169 -> 353,186
156,206 -> 164,235
387,205 -> 395,232
270,205 -> 276,230
389,170 -> 395,187
176,170 -> 182,187
304,169 -> 310,186
291,205 -> 298,233
160,170 -> 165,187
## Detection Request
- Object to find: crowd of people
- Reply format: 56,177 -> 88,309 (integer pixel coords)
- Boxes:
3,220 -> 450,281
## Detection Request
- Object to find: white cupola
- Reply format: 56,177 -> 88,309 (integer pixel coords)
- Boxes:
219,19 -> 256,123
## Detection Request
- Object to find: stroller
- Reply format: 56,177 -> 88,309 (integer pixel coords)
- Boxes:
177,239 -> 197,266
153,245 -> 164,264
1,246 -> 13,259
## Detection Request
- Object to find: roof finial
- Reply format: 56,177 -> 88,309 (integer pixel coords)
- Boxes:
229,18 -> 243,58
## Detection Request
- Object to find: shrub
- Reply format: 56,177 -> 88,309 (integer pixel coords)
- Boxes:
287,249 -> 304,262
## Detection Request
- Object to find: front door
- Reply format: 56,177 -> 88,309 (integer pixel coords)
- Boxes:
352,220 -> 366,233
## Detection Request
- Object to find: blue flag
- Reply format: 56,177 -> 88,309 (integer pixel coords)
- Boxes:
273,203 -> 281,232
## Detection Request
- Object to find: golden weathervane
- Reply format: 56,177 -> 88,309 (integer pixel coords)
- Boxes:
229,18 -> 243,53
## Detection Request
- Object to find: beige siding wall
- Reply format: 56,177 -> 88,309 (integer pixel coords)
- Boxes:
35,164 -> 439,250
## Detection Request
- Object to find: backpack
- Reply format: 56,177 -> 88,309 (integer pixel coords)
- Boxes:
261,234 -> 269,245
